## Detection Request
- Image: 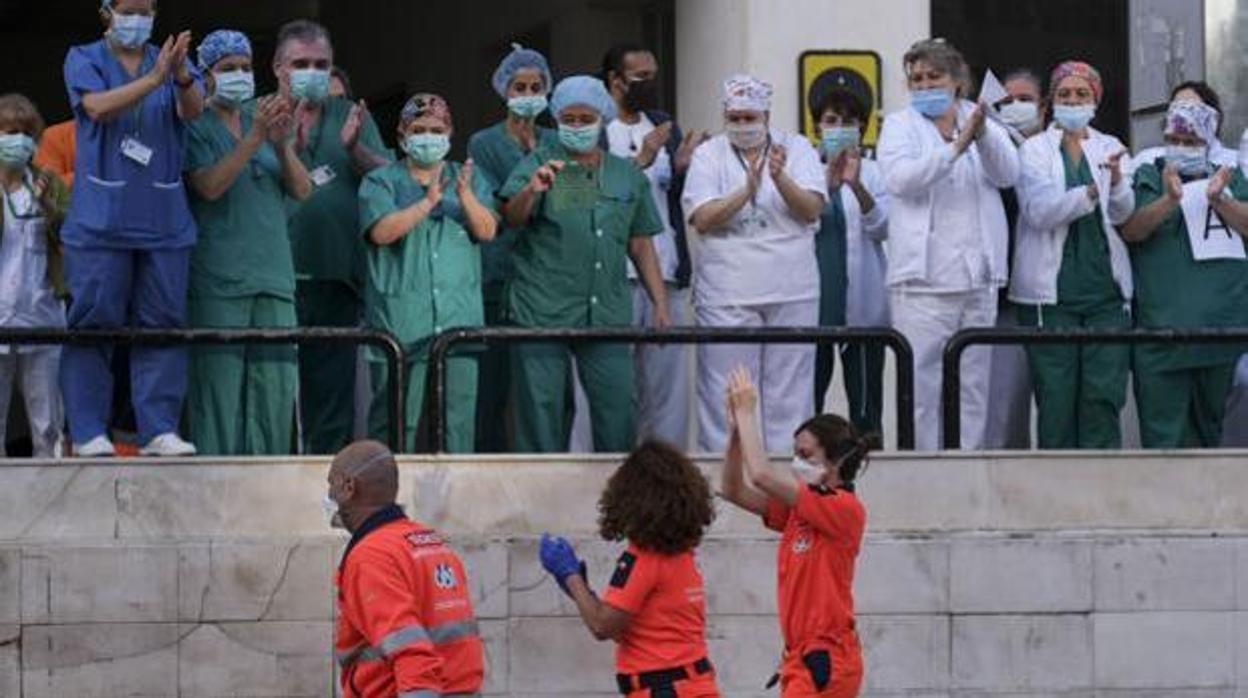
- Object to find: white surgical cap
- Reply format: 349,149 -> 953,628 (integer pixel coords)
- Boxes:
722,74 -> 773,112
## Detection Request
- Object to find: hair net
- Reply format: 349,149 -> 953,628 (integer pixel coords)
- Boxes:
722,74 -> 773,112
196,30 -> 252,71
1049,61 -> 1103,103
1165,99 -> 1219,145
491,43 -> 553,100
400,93 -> 453,129
549,75 -> 616,122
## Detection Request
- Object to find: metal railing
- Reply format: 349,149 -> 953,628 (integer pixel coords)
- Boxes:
941,327 -> 1248,448
428,326 -> 916,453
0,327 -> 406,452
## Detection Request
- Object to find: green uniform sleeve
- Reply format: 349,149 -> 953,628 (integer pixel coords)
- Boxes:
629,168 -> 664,237
471,166 -> 498,216
359,167 -> 400,242
184,117 -> 218,173
359,111 -> 394,164
1132,163 -> 1163,210
499,152 -> 542,201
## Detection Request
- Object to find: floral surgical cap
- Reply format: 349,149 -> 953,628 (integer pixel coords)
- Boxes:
490,43 -> 553,100
400,93 -> 453,129
1049,61 -> 1103,103
722,74 -> 773,112
549,75 -> 616,122
1165,99 -> 1219,145
197,30 -> 252,71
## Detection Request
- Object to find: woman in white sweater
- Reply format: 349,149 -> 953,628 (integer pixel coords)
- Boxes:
876,39 -> 1019,450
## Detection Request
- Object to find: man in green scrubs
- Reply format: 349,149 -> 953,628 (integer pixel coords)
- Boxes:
467,44 -> 558,453
1122,100 -> 1248,447
499,76 -> 669,453
184,30 -> 311,455
359,93 -> 497,452
273,20 -> 391,454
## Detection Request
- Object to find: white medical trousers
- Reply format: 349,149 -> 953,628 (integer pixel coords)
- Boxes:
0,347 -> 63,457
632,282 -> 690,448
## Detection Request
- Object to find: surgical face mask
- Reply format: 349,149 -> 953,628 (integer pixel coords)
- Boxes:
1166,144 -> 1210,177
321,494 -> 345,530
997,100 -> 1041,133
623,78 -> 659,112
726,122 -> 767,150
821,126 -> 860,157
0,133 -> 36,167
558,122 -> 601,153
108,13 -> 154,49
1053,103 -> 1096,132
212,70 -> 255,106
403,133 -> 451,166
289,68 -> 331,103
910,87 -> 954,119
790,456 -> 826,485
508,94 -> 548,119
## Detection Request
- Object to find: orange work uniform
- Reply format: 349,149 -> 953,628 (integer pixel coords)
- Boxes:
33,120 -> 76,188
602,543 -> 720,698
334,505 -> 484,698
764,485 -> 866,697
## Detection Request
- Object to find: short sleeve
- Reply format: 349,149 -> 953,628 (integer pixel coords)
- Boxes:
1132,163 -> 1163,211
629,169 -> 664,237
499,152 -> 542,201
762,498 -> 790,533
359,110 -> 395,164
787,135 -> 828,198
359,168 -> 400,240
64,46 -> 108,111
794,486 -> 864,543
602,548 -> 658,615
183,119 -> 219,172
681,140 -> 720,222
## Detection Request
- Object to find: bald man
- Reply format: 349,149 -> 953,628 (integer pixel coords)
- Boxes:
327,440 -> 484,697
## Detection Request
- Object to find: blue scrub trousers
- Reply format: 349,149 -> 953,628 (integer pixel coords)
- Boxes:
60,246 -> 191,444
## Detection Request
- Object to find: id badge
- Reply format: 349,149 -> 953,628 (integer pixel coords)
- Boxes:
120,136 -> 153,167
309,164 -> 337,188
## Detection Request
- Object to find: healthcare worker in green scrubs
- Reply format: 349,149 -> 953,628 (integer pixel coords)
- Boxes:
1121,99 -> 1248,447
467,43 -> 558,452
359,93 -> 497,452
500,75 -> 669,453
274,19 -> 391,454
184,30 -> 311,455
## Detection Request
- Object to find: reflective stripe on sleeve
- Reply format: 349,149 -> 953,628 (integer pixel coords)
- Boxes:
340,619 -> 481,667
397,690 -> 439,698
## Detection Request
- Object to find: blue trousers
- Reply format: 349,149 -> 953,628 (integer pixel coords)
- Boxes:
60,246 -> 190,444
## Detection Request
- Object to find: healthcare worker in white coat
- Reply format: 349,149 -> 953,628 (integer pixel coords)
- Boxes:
683,74 -> 826,453
877,39 -> 1020,451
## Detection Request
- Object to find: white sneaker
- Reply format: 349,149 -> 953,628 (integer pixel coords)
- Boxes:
74,435 -> 116,458
140,433 -> 198,457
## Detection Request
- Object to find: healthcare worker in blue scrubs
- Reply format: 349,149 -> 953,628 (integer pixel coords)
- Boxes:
60,0 -> 204,457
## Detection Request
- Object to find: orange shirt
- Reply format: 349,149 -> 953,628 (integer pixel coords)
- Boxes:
603,543 -> 710,674
764,486 -> 865,651
34,121 -> 75,188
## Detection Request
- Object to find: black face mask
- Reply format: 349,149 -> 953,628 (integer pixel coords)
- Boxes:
623,78 -> 659,112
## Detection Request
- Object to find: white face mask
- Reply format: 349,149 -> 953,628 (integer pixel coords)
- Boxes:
322,494 -> 345,530
790,456 -> 826,485
726,122 -> 767,150
997,100 -> 1040,133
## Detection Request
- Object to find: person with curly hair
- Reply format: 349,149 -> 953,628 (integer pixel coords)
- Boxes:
539,440 -> 720,697
721,366 -> 875,697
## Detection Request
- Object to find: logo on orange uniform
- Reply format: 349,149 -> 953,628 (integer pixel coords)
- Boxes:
433,563 -> 458,589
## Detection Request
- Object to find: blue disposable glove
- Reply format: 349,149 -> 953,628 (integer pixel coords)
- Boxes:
539,533 -> 586,597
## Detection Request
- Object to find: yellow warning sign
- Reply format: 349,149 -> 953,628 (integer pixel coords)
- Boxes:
799,51 -> 883,147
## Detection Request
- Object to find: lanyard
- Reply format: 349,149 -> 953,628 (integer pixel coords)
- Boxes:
2,176 -> 38,221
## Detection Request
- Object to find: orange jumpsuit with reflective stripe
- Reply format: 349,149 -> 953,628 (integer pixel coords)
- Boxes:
335,512 -> 484,698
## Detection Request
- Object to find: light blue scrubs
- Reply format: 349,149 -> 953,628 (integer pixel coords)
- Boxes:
59,38 -> 201,444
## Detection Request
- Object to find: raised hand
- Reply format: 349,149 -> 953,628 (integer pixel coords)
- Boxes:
456,158 -> 476,199
340,99 -> 368,150
1162,163 -> 1183,202
726,365 -> 759,418
638,122 -> 672,168
1208,166 -> 1234,202
264,95 -> 295,145
151,35 -> 176,83
539,533 -> 585,597
674,129 -> 709,173
424,163 -> 446,208
527,159 -> 565,193
170,31 -> 193,82
1106,149 -> 1127,187
841,148 -> 862,186
767,143 -> 788,180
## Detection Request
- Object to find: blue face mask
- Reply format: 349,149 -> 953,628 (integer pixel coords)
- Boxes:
1166,144 -> 1210,177
821,126 -> 860,157
212,70 -> 255,106
108,13 -> 154,49
1053,104 -> 1096,132
508,95 -> 548,119
0,133 -> 35,167
290,68 -> 330,103
558,122 -> 601,153
910,87 -> 954,118
403,133 -> 451,166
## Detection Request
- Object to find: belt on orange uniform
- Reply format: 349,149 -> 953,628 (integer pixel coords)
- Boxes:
616,656 -> 713,695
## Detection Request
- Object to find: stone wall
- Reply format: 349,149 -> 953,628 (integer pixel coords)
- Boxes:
2,451 -> 1248,697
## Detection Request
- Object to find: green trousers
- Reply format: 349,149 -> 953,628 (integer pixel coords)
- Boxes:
814,340 -> 886,435
473,292 -> 512,453
295,280 -> 359,455
1017,302 -> 1129,449
511,340 -> 634,453
368,351 -> 476,453
1135,362 -> 1236,448
187,294 -> 297,455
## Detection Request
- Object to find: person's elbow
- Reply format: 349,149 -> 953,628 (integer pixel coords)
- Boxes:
287,180 -> 312,202
473,215 -> 498,242
367,225 -> 394,247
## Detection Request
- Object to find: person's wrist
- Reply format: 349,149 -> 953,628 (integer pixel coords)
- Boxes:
174,72 -> 195,89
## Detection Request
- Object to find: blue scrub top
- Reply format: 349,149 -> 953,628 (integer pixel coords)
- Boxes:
62,39 -> 200,249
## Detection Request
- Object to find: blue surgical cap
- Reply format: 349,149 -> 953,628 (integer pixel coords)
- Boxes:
491,43 -> 553,99
549,75 -> 617,123
197,30 -> 252,70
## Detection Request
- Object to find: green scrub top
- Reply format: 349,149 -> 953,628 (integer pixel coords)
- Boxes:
358,159 -> 495,357
1130,161 -> 1248,371
499,143 -> 663,328
184,103 -> 296,300
466,121 -> 558,290
289,97 -> 392,290
815,190 -> 848,327
1055,148 -> 1120,312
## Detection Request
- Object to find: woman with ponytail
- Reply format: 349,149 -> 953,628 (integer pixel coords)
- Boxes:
720,365 -> 876,697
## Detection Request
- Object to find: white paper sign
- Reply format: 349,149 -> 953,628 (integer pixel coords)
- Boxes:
979,69 -> 1008,106
1181,179 -> 1247,261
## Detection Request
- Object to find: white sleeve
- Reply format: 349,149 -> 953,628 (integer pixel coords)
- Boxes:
975,119 -> 1021,189
877,112 -> 958,198
860,159 -> 889,240
786,134 -> 828,199
681,140 -> 722,224
1104,137 -> 1136,226
1018,137 -> 1097,233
